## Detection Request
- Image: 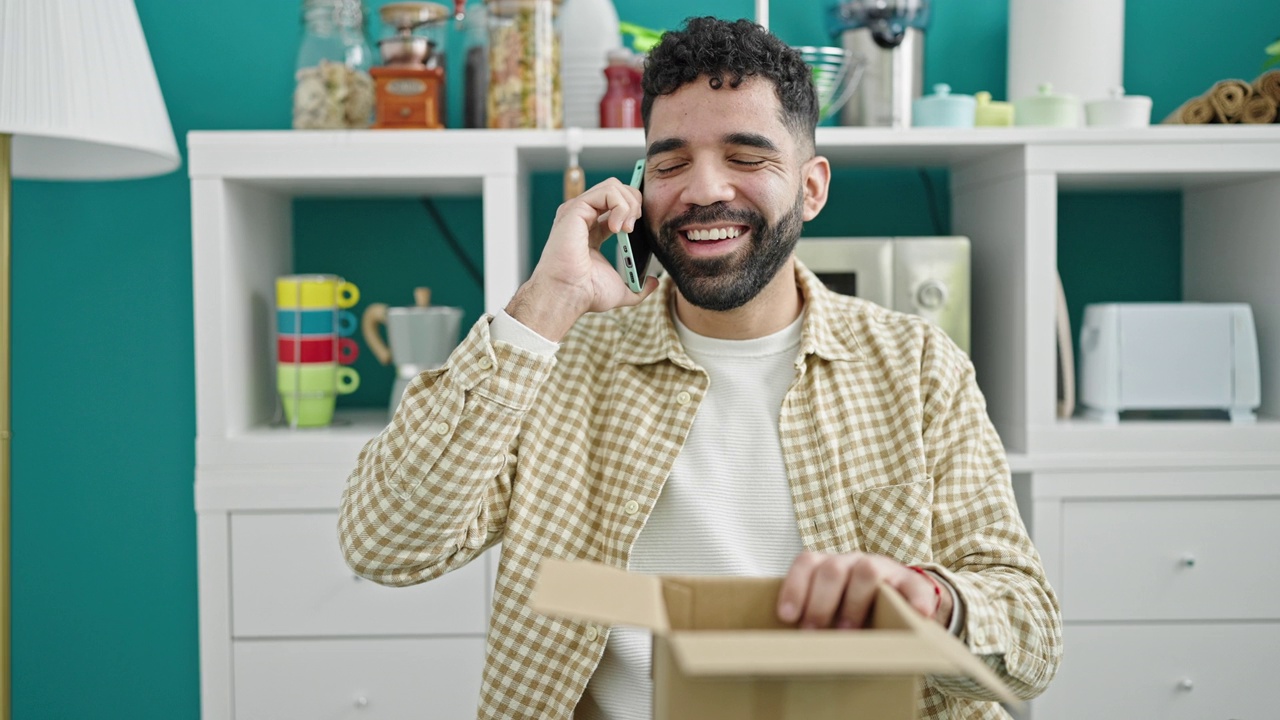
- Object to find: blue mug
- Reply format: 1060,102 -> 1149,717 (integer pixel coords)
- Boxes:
278,308 -> 358,337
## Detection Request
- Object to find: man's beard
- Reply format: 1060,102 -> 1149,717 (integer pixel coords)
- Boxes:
650,187 -> 805,312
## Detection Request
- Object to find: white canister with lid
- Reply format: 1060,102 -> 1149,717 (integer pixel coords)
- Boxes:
1085,87 -> 1153,127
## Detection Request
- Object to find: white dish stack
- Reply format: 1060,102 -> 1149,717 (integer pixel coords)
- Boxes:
560,0 -> 622,128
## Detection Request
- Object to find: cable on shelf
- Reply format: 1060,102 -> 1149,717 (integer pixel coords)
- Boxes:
917,168 -> 946,236
420,197 -> 484,289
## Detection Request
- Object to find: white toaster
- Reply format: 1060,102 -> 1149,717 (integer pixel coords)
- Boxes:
1078,303 -> 1261,423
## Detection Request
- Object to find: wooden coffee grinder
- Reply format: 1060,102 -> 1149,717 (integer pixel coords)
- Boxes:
372,2 -> 449,129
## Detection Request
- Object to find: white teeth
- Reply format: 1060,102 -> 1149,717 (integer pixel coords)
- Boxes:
687,227 -> 742,241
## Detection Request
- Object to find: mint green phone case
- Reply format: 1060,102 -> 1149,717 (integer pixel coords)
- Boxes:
616,158 -> 647,292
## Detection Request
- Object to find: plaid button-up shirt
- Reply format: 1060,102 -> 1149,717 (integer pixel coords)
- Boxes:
340,261 -> 1062,719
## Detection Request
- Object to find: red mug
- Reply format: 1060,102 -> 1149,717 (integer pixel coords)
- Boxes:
278,336 -> 359,364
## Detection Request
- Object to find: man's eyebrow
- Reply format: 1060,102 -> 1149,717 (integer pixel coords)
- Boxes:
723,132 -> 779,152
646,137 -> 686,158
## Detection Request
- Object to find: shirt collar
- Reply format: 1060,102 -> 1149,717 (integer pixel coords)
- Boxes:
611,258 -> 865,367
794,258 -> 865,365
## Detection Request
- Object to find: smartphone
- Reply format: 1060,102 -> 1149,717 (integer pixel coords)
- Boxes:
615,158 -> 654,293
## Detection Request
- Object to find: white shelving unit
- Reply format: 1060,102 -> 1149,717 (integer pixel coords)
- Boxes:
191,126 -> 1280,719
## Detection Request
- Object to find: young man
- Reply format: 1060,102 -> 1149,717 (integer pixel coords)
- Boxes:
340,17 -> 1061,720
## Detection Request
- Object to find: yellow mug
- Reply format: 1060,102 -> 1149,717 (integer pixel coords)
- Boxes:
276,274 -> 360,310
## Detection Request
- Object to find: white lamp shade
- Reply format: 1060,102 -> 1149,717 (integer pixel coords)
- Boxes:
0,0 -> 180,180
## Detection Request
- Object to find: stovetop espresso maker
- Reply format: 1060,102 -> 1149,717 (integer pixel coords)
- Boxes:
362,287 -> 464,414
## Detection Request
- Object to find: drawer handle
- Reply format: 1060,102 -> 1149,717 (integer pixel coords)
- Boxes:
1176,678 -> 1194,692
355,695 -> 370,708
1178,554 -> 1196,568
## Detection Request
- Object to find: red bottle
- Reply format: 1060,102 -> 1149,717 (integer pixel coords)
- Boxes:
600,49 -> 643,128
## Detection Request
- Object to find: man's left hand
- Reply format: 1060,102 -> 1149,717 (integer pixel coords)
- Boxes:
776,551 -> 952,629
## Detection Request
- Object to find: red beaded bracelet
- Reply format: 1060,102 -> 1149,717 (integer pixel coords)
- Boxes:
908,565 -> 943,617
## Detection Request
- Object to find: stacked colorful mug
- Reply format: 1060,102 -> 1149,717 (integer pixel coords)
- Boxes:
275,274 -> 362,428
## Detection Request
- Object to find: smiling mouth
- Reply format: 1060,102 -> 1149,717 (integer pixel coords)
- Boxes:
682,225 -> 747,243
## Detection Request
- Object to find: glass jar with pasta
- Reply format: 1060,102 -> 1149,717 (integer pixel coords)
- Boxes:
484,0 -> 563,128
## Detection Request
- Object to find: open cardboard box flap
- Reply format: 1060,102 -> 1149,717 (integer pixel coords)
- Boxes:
532,558 -> 1019,705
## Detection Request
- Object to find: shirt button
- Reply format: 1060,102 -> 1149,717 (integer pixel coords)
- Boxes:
676,391 -> 692,406
973,628 -> 986,644
432,421 -> 450,436
584,626 -> 599,642
477,356 -> 493,370
623,500 -> 640,515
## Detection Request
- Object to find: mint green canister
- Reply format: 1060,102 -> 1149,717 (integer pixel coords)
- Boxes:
1013,82 -> 1081,127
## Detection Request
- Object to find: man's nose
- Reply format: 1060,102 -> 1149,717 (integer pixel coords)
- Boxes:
678,163 -> 737,208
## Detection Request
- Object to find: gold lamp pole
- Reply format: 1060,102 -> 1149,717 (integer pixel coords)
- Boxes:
0,2 -> 181,715
1,132 -> 10,719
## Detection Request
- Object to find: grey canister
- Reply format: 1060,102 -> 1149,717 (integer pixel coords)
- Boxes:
828,0 -> 930,128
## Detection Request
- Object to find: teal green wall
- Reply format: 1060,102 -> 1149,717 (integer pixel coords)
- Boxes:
10,1 -> 1279,717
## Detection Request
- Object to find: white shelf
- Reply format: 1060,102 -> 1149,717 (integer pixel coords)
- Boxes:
188,129 -> 518,181
189,125 -> 1280,178
188,127 -> 1280,478
1030,416 -> 1280,458
197,408 -> 389,471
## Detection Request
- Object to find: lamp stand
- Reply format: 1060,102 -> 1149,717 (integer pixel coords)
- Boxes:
1,131 -> 11,720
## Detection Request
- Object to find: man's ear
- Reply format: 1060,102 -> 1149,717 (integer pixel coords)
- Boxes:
801,155 -> 831,221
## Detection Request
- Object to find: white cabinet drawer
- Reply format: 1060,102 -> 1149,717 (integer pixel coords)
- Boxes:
1060,498 -> 1280,621
233,637 -> 484,719
1033,623 -> 1279,720
231,512 -> 488,637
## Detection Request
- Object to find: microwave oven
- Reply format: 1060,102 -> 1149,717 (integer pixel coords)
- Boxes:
794,236 -> 971,353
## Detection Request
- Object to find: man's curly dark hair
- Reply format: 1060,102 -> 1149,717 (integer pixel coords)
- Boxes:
641,16 -> 819,153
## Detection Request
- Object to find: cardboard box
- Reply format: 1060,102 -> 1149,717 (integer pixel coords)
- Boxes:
532,559 -> 1019,720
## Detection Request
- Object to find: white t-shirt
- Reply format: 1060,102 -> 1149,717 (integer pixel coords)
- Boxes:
579,312 -> 807,720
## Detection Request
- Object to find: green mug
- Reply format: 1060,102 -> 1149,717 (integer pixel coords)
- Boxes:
277,363 -> 360,427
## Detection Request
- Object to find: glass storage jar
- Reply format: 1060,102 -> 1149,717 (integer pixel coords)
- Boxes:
293,0 -> 376,129
462,1 -> 489,128
485,0 -> 563,128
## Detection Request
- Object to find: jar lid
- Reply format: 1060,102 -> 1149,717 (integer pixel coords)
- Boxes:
1086,86 -> 1153,107
380,2 -> 450,29
1033,82 -> 1074,101
606,48 -> 635,64
1016,82 -> 1079,109
921,83 -> 971,100
484,0 -> 563,9
916,83 -> 974,109
975,90 -> 1010,108
826,0 -> 931,42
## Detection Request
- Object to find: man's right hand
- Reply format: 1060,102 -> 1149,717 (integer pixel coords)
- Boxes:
504,177 -> 660,342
